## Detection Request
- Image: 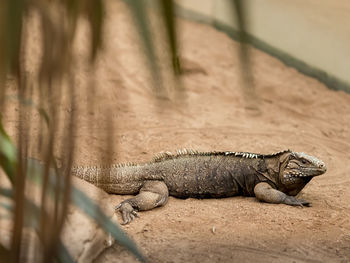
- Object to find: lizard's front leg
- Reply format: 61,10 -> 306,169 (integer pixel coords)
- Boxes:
116,180 -> 169,224
254,182 -> 311,207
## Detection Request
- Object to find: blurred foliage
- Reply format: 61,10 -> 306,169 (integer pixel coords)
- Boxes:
158,0 -> 181,75
0,0 -> 251,262
0,0 -> 147,261
230,0 -> 257,110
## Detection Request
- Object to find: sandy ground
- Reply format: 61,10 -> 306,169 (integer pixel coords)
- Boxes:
1,1 -> 350,262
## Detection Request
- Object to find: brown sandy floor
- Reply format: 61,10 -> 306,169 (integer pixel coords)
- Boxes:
2,1 -> 350,262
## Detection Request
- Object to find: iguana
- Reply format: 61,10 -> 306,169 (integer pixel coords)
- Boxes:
71,149 -> 327,224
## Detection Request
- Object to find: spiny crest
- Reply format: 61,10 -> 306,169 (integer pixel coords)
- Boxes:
73,162 -> 138,170
214,149 -> 291,159
151,148 -> 292,162
152,149 -> 199,162
111,162 -> 137,168
262,149 -> 291,158
71,149 -> 292,169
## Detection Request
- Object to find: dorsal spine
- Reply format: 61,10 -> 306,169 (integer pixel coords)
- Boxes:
72,149 -> 292,169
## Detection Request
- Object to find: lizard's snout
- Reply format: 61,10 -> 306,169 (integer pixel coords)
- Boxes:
319,163 -> 327,172
315,161 -> 327,174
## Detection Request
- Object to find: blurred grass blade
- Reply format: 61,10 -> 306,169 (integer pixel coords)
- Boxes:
71,186 -> 146,262
124,0 -> 163,93
230,0 -> 251,73
56,240 -> 75,263
26,159 -> 146,262
0,187 -> 13,198
0,243 -> 10,259
2,0 -> 24,74
86,0 -> 104,61
0,187 -> 75,263
64,0 -> 80,36
231,0 -> 247,43
230,0 -> 257,110
5,94 -> 50,127
0,202 -> 13,214
158,0 -> 181,75
0,117 -> 17,184
1,156 -> 145,262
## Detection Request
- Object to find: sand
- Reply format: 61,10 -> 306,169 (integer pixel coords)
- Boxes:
1,1 -> 350,262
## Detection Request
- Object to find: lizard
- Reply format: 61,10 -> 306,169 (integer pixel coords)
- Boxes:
71,149 -> 327,224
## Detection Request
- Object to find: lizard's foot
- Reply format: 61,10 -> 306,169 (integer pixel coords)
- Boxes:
115,202 -> 138,225
283,196 -> 311,207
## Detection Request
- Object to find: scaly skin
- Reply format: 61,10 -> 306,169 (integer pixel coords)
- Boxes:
71,149 -> 327,224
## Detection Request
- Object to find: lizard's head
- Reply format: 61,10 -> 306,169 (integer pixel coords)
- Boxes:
280,151 -> 327,187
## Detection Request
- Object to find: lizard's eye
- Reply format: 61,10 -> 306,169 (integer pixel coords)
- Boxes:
301,159 -> 307,164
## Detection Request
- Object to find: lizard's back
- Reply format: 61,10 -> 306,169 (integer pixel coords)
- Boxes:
72,151 -> 268,198
133,154 -> 266,198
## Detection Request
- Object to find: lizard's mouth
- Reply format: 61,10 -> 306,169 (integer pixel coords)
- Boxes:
284,161 -> 327,178
301,165 -> 327,177
282,173 -> 304,184
282,166 -> 326,184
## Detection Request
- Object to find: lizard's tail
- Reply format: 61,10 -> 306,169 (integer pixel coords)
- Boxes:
69,165 -> 143,194
70,166 -> 100,185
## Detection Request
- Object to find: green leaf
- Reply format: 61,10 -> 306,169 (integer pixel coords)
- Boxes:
0,187 -> 75,263
0,191 -> 74,263
0,187 -> 13,199
2,156 -> 146,262
3,0 -> 24,74
71,186 -> 146,262
158,0 -> 181,75
25,158 -> 146,262
87,0 -> 104,61
0,243 -> 10,260
124,0 -> 163,93
0,118 -> 17,184
56,240 -> 75,263
231,0 -> 247,43
229,0 -> 257,109
4,95 -> 50,127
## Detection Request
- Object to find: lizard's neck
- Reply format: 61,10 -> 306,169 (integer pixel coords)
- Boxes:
260,157 -> 281,186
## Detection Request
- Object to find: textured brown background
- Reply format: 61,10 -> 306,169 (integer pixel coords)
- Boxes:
1,1 -> 350,262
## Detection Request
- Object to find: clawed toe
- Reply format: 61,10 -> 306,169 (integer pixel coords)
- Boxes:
116,202 -> 138,225
131,210 -> 139,217
121,211 -> 134,225
284,196 -> 312,207
299,199 -> 311,207
115,203 -> 122,211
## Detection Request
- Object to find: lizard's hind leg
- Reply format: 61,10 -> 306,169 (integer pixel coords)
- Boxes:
115,180 -> 169,225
